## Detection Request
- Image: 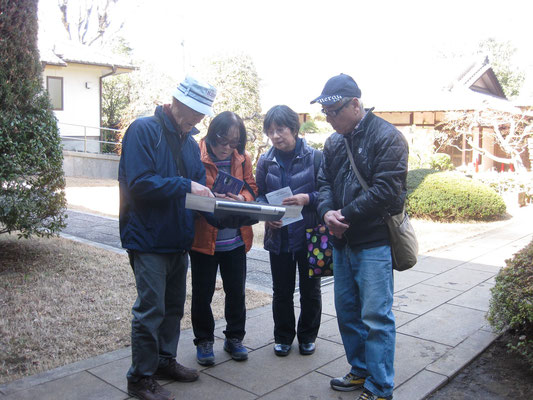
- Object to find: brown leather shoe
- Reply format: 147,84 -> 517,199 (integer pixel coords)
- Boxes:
127,376 -> 175,400
154,359 -> 199,382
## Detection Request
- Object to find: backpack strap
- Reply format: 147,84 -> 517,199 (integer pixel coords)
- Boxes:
313,149 -> 322,179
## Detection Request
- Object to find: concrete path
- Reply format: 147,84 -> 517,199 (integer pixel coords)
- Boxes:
1,208 -> 532,400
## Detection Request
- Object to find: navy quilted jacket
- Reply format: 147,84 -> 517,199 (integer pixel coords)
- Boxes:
256,139 -> 321,254
118,106 -> 206,253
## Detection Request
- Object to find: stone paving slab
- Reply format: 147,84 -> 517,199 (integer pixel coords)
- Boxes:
393,369 -> 448,400
204,338 -> 344,396
393,269 -> 435,292
422,266 -> 494,292
397,303 -> 488,347
165,373 -> 257,400
2,371 -> 127,400
410,256 -> 466,274
393,284 -> 462,315
258,371 -> 358,400
426,328 -> 498,378
394,333 -> 450,387
447,280 -> 494,312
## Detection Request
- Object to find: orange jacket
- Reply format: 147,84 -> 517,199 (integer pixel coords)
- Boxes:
191,139 -> 258,255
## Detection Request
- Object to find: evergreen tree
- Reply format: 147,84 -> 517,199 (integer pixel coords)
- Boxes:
0,0 -> 67,237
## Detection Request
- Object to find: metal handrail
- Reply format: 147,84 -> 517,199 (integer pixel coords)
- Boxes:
57,122 -> 122,154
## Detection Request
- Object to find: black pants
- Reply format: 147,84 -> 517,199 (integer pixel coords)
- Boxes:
269,250 -> 322,345
190,245 -> 247,345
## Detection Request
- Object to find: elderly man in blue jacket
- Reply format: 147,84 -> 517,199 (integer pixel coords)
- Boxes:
119,76 -> 216,400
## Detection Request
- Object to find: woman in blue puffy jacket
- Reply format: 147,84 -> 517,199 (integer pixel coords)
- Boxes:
256,105 -> 322,357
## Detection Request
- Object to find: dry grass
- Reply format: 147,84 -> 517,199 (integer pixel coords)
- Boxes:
0,234 -> 272,385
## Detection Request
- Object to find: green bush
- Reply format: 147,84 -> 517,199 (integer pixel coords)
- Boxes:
300,120 -> 319,134
406,170 -> 506,221
0,0 -> 66,238
488,239 -> 533,369
429,153 -> 454,171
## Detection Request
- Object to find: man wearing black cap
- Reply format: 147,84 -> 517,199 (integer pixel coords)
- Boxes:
312,74 -> 408,400
119,76 -> 216,400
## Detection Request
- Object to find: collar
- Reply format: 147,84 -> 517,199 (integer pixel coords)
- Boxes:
350,107 -> 374,137
161,104 -> 200,136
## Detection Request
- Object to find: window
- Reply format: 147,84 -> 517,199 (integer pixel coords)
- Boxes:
46,76 -> 63,110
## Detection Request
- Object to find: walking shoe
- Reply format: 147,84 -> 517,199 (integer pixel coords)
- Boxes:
299,342 -> 316,355
196,341 -> 215,366
273,343 -> 291,356
223,338 -> 248,361
357,388 -> 393,400
153,359 -> 199,382
330,372 -> 366,391
127,376 -> 175,400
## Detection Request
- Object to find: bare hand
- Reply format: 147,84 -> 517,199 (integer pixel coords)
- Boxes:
191,181 -> 214,198
213,192 -> 227,198
324,209 -> 349,238
282,193 -> 309,206
266,220 -> 283,229
226,193 -> 245,202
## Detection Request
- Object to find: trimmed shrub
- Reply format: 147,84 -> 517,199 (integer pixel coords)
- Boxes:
429,153 -> 454,171
488,239 -> 533,369
406,170 -> 506,221
0,0 -> 66,237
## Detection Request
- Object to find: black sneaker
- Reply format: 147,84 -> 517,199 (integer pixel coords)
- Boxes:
273,343 -> 291,356
223,338 -> 248,361
330,372 -> 366,391
357,388 -> 393,400
127,376 -> 175,400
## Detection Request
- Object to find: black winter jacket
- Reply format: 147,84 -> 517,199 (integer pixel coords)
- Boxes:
317,109 -> 408,249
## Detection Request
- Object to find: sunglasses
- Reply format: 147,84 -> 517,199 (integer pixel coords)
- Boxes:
215,132 -> 239,149
321,98 -> 353,117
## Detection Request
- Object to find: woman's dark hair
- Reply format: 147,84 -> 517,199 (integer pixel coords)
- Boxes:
263,105 -> 300,137
205,111 -> 247,154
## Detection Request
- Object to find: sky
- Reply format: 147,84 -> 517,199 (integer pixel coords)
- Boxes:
38,0 -> 533,112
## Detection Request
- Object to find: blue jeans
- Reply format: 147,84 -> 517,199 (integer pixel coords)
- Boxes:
127,251 -> 188,382
333,245 -> 395,397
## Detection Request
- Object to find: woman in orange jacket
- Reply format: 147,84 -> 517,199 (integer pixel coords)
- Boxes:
190,111 -> 258,366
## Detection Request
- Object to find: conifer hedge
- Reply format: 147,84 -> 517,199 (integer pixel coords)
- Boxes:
0,0 -> 66,237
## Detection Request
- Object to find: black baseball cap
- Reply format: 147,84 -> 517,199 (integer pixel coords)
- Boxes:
310,73 -> 361,105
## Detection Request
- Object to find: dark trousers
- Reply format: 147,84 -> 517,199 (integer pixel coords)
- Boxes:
127,251 -> 188,382
270,250 -> 322,345
190,245 -> 247,345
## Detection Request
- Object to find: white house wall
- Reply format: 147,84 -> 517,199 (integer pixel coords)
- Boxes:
43,63 -> 108,152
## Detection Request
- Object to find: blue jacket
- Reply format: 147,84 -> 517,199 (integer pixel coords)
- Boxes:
256,139 -> 321,254
118,105 -> 206,253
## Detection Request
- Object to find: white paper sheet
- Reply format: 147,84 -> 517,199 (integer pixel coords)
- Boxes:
265,187 -> 304,227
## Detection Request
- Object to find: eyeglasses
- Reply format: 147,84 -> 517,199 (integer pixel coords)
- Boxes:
321,98 -> 353,117
215,132 -> 239,149
265,126 -> 290,137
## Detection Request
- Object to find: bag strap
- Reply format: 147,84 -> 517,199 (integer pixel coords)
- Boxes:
343,137 -> 369,191
241,160 -> 257,200
343,137 -> 393,220
153,114 -> 186,177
